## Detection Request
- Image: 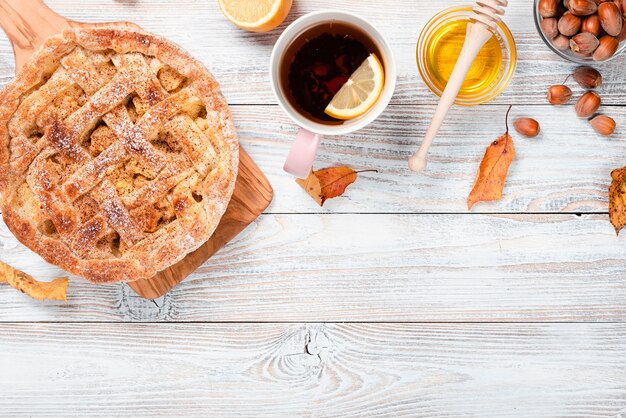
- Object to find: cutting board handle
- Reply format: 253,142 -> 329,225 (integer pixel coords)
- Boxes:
0,0 -> 73,70
0,0 -> 141,71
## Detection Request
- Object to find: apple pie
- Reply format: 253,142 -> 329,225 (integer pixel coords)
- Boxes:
0,28 -> 239,283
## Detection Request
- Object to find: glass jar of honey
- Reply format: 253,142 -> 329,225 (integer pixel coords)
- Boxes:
417,6 -> 517,106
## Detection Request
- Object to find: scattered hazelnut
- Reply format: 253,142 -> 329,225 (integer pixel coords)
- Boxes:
513,118 -> 541,137
570,32 -> 600,55
540,0 -> 559,17
559,12 -> 583,35
547,84 -> 574,104
542,18 -> 560,38
581,14 -> 602,35
598,2 -> 623,36
575,91 -> 602,117
573,66 -> 603,88
569,0 -> 598,16
593,34 -> 620,60
590,114 -> 616,135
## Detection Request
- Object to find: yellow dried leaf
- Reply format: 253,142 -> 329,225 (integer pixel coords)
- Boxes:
0,260 -> 68,302
609,166 -> 626,235
467,132 -> 515,210
467,107 -> 516,210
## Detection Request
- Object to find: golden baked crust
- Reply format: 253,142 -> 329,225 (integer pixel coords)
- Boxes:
0,28 -> 239,283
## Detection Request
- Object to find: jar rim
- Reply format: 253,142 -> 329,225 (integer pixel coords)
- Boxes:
416,5 -> 518,106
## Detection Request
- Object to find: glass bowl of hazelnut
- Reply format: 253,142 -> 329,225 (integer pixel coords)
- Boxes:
534,0 -> 626,64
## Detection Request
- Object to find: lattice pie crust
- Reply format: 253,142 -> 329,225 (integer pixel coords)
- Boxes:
0,28 -> 239,283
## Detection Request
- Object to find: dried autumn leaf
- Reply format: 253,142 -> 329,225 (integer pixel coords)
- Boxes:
467,106 -> 516,210
609,166 -> 626,235
296,167 -> 375,206
0,260 -> 68,302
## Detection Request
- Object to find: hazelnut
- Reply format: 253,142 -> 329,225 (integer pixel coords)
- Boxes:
553,34 -> 572,49
570,32 -> 600,55
540,0 -> 559,17
542,18 -> 560,38
564,0 -> 571,8
598,1 -> 623,36
590,114 -> 616,135
581,14 -> 602,35
547,84 -> 573,104
617,20 -> 626,41
559,12 -> 583,35
569,0 -> 598,15
575,91 -> 602,117
573,66 -> 603,88
513,118 -> 541,137
593,35 -> 620,60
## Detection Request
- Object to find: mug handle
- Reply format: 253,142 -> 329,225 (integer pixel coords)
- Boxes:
283,128 -> 322,178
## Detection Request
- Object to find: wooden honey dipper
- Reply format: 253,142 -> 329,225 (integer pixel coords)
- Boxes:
409,0 -> 509,172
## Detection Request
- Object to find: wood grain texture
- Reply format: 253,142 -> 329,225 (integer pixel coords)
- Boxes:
0,0 -> 72,70
2,213 -> 626,322
0,1 -> 623,216
0,0 -> 142,70
234,105 -> 626,214
1,322 -> 626,417
1,1 -> 626,414
1,0 -> 626,106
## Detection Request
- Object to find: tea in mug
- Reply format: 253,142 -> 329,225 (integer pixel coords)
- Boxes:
280,22 -> 384,124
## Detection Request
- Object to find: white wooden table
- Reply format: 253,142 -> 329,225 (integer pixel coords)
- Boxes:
1,0 -> 626,416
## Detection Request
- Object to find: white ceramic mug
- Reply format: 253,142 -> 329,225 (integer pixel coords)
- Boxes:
269,10 -> 397,178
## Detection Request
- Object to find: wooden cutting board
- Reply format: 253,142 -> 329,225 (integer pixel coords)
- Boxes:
0,0 -> 273,299
129,150 -> 272,299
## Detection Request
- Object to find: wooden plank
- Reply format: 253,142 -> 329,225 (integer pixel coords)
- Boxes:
1,322 -> 626,417
233,105 -> 624,214
2,213 -> 626,322
0,2 -> 623,215
0,0 -> 625,105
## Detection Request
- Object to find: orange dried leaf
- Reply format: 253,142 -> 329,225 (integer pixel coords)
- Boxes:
0,260 -> 68,302
609,166 -> 626,235
467,132 -> 516,210
297,166 -> 370,206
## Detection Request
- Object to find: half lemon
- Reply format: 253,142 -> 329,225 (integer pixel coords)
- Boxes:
218,0 -> 292,32
324,54 -> 385,120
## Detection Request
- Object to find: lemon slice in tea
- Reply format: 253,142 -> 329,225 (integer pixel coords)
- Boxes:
324,54 -> 385,120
